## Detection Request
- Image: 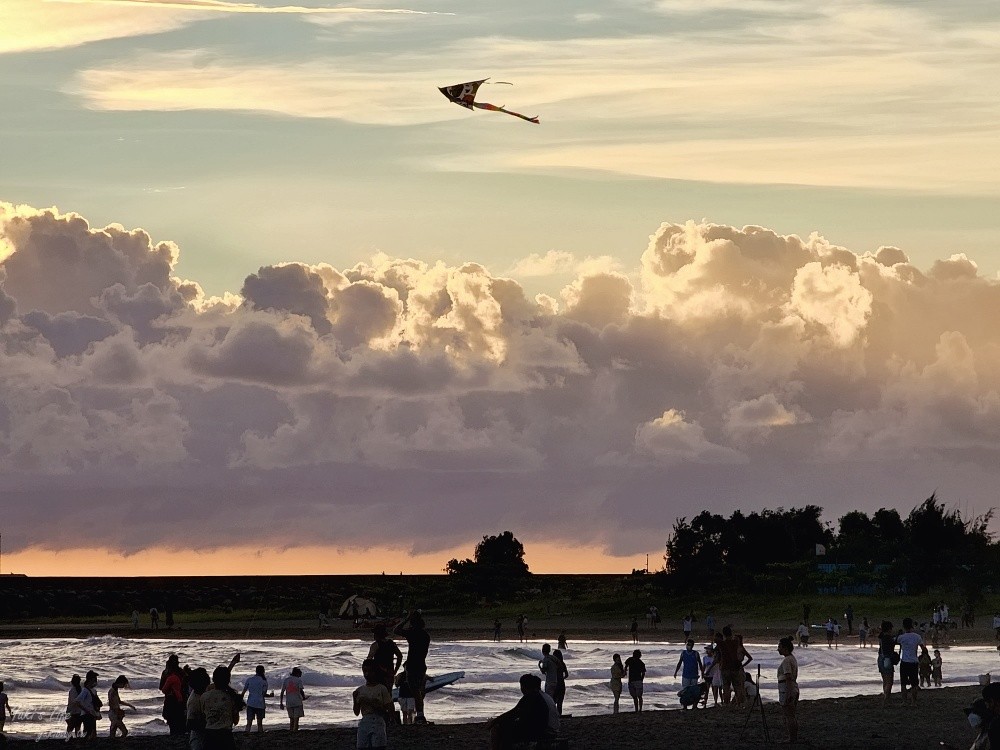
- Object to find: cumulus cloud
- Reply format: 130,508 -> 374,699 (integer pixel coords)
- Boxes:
4,201 -> 1000,558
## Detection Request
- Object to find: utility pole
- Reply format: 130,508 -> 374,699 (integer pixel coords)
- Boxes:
645,553 -> 649,573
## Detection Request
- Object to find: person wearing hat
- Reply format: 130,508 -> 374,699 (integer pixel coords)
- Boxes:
108,675 -> 136,738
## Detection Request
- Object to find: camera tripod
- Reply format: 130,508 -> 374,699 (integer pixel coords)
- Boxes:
739,664 -> 772,745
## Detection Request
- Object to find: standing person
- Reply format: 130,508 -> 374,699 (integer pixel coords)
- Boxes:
396,668 -> 416,725
833,619 -> 841,649
776,637 -> 799,744
825,618 -> 835,648
161,656 -> 187,736
551,649 -> 569,716
609,654 -> 625,714
516,614 -> 527,643
66,674 -> 84,739
240,665 -> 270,733
107,675 -> 135,738
845,604 -> 854,636
877,620 -> 897,704
493,619 -> 502,642
353,659 -> 392,750
150,607 -> 160,629
796,622 -> 810,647
368,624 -> 403,694
859,618 -> 869,648
897,618 -> 924,704
623,650 -> 646,713
186,667 -> 211,750
0,681 -> 12,733
202,666 -> 243,750
395,610 -> 431,724
279,667 -> 306,731
802,602 -> 811,625
77,671 -> 102,740
629,617 -> 639,644
717,626 -> 752,706
673,639 -> 704,707
706,612 -> 716,639
165,606 -> 175,630
682,613 -> 693,641
703,644 -> 721,706
931,649 -> 943,687
538,644 -> 558,699
557,631 -> 568,651
131,610 -> 139,630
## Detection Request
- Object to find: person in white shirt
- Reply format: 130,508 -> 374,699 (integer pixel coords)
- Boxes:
896,618 -> 924,704
241,666 -> 270,732
796,622 -> 809,647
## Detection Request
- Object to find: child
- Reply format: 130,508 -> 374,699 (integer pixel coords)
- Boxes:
931,649 -> 943,687
918,646 -> 932,688
396,666 -> 416,725
0,681 -> 12,733
108,675 -> 136,738
354,659 -> 392,750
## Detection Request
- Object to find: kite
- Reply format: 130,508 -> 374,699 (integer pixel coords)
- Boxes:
438,79 -> 539,124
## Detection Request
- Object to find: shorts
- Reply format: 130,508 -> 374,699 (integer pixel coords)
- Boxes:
399,697 -> 416,712
778,684 -> 799,707
67,714 -> 84,733
610,679 -> 622,695
406,666 -> 427,694
800,636 -> 809,645
357,714 -> 387,749
247,706 -> 266,722
878,656 -> 895,675
628,680 -> 643,698
721,669 -> 741,693
82,715 -> 97,734
681,677 -> 699,689
899,661 -> 919,689
286,704 -> 304,719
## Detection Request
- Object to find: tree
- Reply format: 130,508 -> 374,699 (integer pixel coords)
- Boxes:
446,531 -> 531,600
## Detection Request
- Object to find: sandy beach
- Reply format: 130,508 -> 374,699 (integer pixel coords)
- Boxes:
7,685 -> 984,750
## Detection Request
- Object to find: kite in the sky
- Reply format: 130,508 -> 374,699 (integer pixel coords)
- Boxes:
438,79 -> 539,124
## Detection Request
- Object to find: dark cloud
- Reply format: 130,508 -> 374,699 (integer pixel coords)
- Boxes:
3,202 -> 1000,559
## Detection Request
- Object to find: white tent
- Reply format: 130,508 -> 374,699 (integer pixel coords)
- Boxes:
339,594 -> 377,619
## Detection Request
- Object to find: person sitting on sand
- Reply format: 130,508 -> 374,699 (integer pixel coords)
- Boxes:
354,660 -> 393,750
487,674 -> 552,750
624,650 -> 646,713
279,667 -> 306,731
776,636 -> 799,744
107,675 -> 136,738
610,654 -> 625,714
931,649 -> 943,687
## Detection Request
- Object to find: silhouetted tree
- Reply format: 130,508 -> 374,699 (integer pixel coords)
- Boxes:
446,531 -> 531,600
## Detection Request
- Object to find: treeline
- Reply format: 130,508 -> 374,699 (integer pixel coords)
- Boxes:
663,494 -> 997,597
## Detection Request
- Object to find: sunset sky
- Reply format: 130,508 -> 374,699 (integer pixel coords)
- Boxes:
2,0 -> 1000,576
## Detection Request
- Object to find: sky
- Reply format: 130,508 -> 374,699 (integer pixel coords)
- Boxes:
1,0 -> 1000,576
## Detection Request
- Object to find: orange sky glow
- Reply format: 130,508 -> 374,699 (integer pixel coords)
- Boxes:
2,545 -> 660,577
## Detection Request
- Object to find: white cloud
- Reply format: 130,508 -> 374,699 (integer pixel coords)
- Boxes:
4,202 -> 1000,556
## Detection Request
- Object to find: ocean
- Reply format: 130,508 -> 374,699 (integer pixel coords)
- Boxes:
1,636 -> 996,739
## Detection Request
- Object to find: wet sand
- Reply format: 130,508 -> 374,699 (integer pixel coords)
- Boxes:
8,685 -> 983,749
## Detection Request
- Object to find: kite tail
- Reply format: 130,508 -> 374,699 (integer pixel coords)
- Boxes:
472,101 -> 539,124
